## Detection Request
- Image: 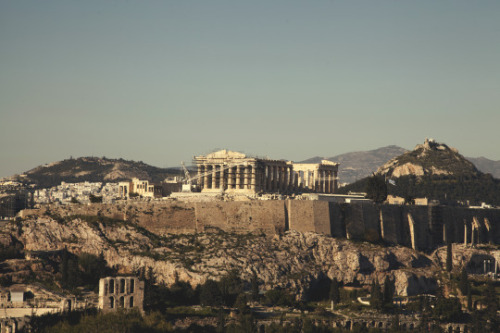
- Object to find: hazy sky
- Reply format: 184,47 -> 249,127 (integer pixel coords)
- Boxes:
1,1 -> 499,178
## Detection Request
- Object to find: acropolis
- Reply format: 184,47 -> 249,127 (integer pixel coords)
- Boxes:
193,150 -> 339,194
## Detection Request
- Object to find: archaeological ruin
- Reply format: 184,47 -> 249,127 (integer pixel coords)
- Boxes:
193,150 -> 339,194
98,276 -> 144,313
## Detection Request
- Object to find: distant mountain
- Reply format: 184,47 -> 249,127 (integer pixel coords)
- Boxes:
467,157 -> 500,179
376,139 -> 480,178
10,157 -> 182,188
300,145 -> 408,184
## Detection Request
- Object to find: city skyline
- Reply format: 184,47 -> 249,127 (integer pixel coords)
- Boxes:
1,1 -> 499,178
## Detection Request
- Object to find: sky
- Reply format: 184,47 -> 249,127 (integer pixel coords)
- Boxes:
1,1 -> 499,178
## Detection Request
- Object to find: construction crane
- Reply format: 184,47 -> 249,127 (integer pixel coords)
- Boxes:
181,162 -> 191,184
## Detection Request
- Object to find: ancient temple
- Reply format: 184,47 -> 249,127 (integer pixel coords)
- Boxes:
193,150 -> 338,194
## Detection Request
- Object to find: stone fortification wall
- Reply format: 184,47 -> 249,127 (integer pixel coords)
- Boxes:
342,203 -> 379,242
380,205 -> 404,245
194,201 -> 286,234
287,201 -> 331,235
328,203 -> 346,238
20,200 -> 500,250
404,206 -> 432,251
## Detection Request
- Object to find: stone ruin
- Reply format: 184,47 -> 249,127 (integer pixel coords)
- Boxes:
98,276 -> 144,313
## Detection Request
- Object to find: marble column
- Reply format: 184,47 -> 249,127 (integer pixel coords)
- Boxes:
328,170 -> 333,193
324,170 -> 329,193
236,165 -> 241,189
322,170 -> 327,193
212,165 -> 217,189
265,165 -> 271,191
197,165 -> 202,189
283,167 -> 290,191
227,166 -> 233,189
278,167 -> 284,192
243,166 -> 249,189
250,165 -> 256,191
311,171 -> 316,192
273,166 -> 278,192
203,164 -> 209,190
219,164 -> 225,190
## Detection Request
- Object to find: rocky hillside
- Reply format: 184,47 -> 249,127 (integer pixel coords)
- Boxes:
376,139 -> 479,178
0,214 -> 447,298
301,146 -> 408,184
3,211 -> 499,301
10,157 -> 182,188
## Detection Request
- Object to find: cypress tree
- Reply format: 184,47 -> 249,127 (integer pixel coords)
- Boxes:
383,276 -> 394,307
459,267 -> 468,295
60,248 -> 69,289
370,280 -> 383,309
467,286 -> 472,311
250,272 -> 259,302
329,278 -> 341,306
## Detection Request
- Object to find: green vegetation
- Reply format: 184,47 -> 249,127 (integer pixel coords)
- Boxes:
59,249 -> 113,291
365,175 -> 387,203
0,240 -> 24,262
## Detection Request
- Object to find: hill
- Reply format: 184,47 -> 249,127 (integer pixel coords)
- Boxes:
300,145 -> 408,184
340,139 -> 500,206
376,139 -> 480,178
12,157 -> 182,188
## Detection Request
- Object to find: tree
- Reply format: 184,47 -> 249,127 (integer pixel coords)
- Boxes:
382,276 -> 394,308
366,174 -> 388,203
370,280 -> 383,309
467,286 -> 472,311
458,267 -> 468,295
446,243 -> 453,272
200,279 -> 222,307
250,272 -> 259,302
329,278 -> 340,306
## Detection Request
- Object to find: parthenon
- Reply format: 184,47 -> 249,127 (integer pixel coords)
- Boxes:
193,150 -> 339,194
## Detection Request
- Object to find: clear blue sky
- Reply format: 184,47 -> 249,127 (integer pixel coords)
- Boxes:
1,1 -> 499,178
